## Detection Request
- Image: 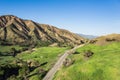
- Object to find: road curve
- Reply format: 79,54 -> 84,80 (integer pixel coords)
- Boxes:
42,44 -> 85,80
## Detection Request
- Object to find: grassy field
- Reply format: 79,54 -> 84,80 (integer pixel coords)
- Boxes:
54,42 -> 120,80
0,46 -> 69,80
17,47 -> 69,80
17,47 -> 69,70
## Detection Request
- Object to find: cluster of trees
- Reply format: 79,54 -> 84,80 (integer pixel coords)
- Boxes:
106,38 -> 116,42
0,40 -> 13,46
0,59 -> 47,80
0,47 -> 29,57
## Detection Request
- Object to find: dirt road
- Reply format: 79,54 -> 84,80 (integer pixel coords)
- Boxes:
43,44 -> 85,80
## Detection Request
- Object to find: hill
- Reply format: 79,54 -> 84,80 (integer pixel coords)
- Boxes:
78,33 -> 97,39
0,15 -> 85,46
54,42 -> 120,80
90,33 -> 120,45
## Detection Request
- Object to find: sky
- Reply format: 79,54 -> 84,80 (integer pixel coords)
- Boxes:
0,0 -> 120,36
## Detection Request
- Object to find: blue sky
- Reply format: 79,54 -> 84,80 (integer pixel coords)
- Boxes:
0,0 -> 120,36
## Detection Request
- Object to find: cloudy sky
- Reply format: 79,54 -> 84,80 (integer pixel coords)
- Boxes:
0,0 -> 120,36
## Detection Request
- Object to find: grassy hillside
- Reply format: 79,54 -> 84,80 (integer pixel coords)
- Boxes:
0,46 -> 69,80
0,45 -> 24,54
54,42 -> 120,80
17,47 -> 69,70
90,34 -> 120,45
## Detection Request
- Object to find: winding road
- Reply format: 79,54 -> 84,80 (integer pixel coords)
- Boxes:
43,44 -> 85,80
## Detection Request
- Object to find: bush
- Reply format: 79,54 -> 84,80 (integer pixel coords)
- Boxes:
90,40 -> 97,44
0,64 -> 19,80
73,51 -> 80,54
84,50 -> 94,57
7,75 -> 17,80
35,41 -> 51,47
106,38 -> 116,42
63,58 -> 75,67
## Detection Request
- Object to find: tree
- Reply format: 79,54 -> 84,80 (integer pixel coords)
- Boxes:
11,48 -> 17,57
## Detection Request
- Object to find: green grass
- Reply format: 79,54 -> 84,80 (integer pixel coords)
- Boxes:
16,46 -> 69,80
17,47 -> 68,70
54,42 -> 120,80
0,45 -> 69,80
0,45 -> 22,53
0,45 -> 23,66
0,56 -> 15,65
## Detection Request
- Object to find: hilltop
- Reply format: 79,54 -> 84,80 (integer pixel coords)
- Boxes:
90,33 -> 120,45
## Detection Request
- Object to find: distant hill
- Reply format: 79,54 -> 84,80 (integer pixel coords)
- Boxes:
0,15 -> 85,46
78,34 -> 98,39
90,33 -> 120,45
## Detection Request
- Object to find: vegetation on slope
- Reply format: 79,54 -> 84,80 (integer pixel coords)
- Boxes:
0,45 -> 28,56
0,15 -> 85,46
54,42 -> 120,80
17,47 -> 69,70
0,46 -> 69,80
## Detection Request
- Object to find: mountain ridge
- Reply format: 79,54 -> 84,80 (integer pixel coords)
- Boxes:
0,15 -> 85,46
78,33 -> 98,39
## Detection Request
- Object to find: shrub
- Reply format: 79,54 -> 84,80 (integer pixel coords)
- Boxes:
73,51 -> 80,54
63,58 -> 75,67
84,50 -> 94,57
7,75 -> 16,80
106,38 -> 116,42
10,48 -> 17,57
90,40 -> 97,44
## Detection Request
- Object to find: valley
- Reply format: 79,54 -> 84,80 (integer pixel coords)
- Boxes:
0,45 -> 69,80
0,15 -> 120,80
